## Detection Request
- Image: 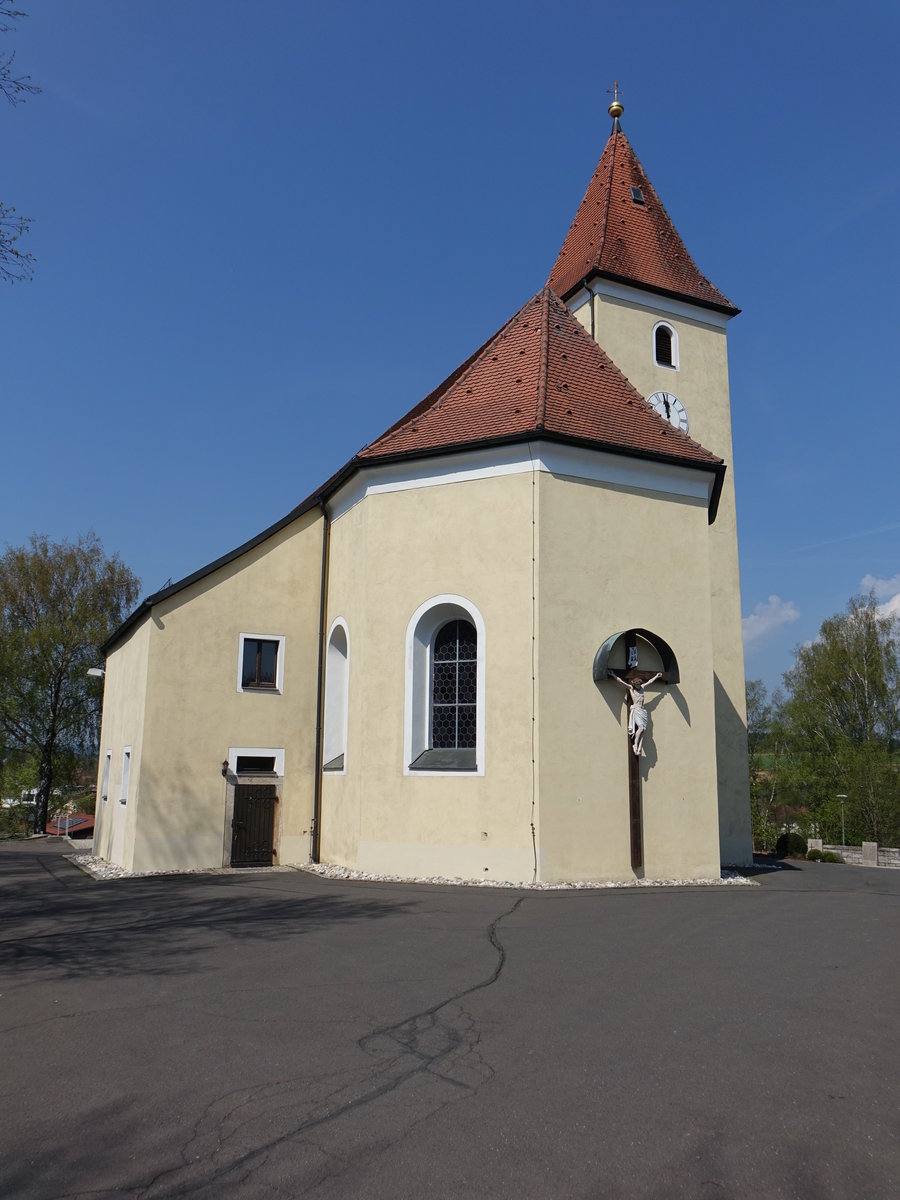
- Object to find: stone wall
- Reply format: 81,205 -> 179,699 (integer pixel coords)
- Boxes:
807,838 -> 900,868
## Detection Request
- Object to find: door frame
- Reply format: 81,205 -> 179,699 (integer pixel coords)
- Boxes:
222,746 -> 284,867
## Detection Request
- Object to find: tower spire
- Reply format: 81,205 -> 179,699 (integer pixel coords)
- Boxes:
606,80 -> 624,132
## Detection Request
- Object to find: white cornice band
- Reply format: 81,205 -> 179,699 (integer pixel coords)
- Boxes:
567,279 -> 730,330
328,441 -> 714,523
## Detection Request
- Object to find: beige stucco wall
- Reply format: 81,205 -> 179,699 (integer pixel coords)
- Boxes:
536,469 -> 721,882
92,616 -> 151,869
96,511 -> 325,873
96,440 -> 735,881
572,290 -> 752,864
320,472 -> 537,882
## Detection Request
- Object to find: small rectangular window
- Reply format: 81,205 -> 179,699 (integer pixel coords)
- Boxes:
235,755 -> 276,774
239,636 -> 283,691
101,751 -> 111,801
630,186 -> 645,205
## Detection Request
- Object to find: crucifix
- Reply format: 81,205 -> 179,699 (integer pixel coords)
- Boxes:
608,632 -> 669,870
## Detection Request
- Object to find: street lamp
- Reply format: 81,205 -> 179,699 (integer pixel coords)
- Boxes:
836,795 -> 848,850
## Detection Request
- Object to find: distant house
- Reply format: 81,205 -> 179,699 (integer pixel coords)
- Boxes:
46,813 -> 95,839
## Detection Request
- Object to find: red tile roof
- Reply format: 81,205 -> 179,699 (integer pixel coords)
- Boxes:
46,813 -> 94,836
547,128 -> 737,314
359,288 -> 723,473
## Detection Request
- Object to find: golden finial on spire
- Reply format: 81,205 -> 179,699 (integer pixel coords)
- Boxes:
607,80 -> 624,120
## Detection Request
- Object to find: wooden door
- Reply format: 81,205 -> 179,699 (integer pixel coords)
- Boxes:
230,784 -> 276,867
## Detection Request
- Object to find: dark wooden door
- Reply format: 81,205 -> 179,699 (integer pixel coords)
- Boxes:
230,784 -> 276,867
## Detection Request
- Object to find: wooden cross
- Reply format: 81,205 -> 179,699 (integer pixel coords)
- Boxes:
609,632 -> 668,870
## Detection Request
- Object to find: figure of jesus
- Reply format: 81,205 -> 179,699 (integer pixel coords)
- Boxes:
612,672 -> 663,756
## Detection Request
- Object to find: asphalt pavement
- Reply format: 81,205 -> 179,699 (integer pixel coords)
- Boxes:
1,840 -> 897,1199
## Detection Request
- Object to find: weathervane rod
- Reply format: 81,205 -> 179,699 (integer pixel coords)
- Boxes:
606,79 -> 624,128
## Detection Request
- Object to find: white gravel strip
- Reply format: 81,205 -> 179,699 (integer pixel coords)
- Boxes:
66,854 -> 759,888
301,862 -> 759,889
64,854 -> 296,881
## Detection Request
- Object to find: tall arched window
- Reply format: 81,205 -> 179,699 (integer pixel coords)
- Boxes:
405,596 -> 485,774
323,619 -> 349,772
431,619 -> 477,750
653,321 -> 678,369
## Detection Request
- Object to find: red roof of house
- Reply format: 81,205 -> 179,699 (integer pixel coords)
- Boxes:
547,127 -> 737,314
46,813 -> 94,837
360,287 -> 723,472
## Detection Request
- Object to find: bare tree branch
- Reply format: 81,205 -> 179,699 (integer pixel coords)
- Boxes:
1,7 -> 39,282
0,202 -> 34,282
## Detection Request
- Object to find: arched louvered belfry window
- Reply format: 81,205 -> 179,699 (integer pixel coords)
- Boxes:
654,323 -> 674,367
431,619 -> 477,750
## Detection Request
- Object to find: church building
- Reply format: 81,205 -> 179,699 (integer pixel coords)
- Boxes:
93,98 -> 752,882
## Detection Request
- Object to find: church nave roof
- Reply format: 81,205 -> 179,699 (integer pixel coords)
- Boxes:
359,287 -> 723,473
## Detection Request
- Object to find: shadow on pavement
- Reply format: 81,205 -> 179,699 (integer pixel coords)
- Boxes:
0,841 -> 414,983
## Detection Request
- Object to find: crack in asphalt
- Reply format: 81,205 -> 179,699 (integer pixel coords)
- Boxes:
57,894 -> 525,1200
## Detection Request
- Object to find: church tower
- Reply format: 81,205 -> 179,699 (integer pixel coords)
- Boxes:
548,92 -> 752,864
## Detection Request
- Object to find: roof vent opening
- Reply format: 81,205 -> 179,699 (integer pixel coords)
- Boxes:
630,186 -> 645,205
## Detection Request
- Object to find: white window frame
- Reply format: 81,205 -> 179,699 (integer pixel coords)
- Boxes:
227,746 -> 285,776
404,594 -> 486,776
652,320 -> 679,370
323,618 -> 350,774
120,747 -> 131,805
236,632 -> 286,694
101,751 -> 111,802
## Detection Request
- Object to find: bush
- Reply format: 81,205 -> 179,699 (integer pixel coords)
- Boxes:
775,831 -> 808,858
821,851 -> 843,863
806,848 -> 823,861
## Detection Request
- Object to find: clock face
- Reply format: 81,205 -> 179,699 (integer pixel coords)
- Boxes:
647,390 -> 689,434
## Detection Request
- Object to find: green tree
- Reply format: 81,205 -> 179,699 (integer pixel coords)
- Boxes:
780,594 -> 900,845
1,6 -> 39,283
746,679 -> 776,850
0,534 -> 141,835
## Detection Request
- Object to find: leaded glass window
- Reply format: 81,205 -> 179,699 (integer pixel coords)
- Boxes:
431,619 -> 477,749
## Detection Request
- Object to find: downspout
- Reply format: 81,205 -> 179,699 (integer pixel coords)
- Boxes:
311,500 -> 331,863
529,442 -> 539,883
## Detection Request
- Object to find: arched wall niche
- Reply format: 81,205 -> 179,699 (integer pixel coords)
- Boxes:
592,628 -> 680,687
323,618 -> 349,772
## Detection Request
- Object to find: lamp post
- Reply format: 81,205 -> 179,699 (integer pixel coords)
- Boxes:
836,794 -> 848,851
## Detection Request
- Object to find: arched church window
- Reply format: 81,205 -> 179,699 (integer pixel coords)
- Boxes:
431,619 -> 477,750
323,619 -> 349,772
653,322 -> 678,369
405,596 -> 485,774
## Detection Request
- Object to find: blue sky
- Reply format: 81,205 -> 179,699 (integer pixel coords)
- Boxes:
4,1 -> 899,695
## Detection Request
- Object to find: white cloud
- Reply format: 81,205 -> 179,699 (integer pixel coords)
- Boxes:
876,593 -> 900,620
860,572 -> 900,598
742,595 -> 800,651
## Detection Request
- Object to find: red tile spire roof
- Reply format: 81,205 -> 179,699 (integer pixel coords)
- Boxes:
547,126 -> 738,315
359,288 -> 723,475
